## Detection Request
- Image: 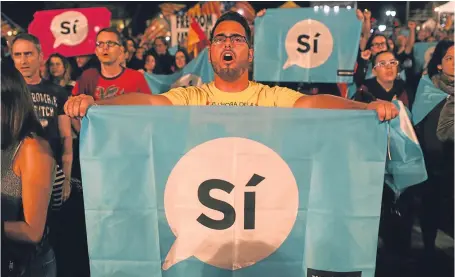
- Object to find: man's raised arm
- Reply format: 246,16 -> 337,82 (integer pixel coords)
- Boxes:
64,93 -> 172,118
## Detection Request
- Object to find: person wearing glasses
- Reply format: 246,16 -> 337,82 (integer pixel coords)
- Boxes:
354,51 -> 409,107
65,12 -> 398,122
72,27 -> 152,100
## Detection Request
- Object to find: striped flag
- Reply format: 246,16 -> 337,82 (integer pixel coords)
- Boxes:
187,16 -> 210,57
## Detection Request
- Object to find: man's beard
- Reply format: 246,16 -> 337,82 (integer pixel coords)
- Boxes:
211,60 -> 248,82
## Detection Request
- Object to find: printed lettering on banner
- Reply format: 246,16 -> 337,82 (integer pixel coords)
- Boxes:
170,14 -> 218,46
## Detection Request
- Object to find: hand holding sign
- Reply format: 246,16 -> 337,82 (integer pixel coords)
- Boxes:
356,9 -> 364,21
163,137 -> 299,270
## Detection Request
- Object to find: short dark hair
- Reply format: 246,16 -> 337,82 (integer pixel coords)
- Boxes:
96,27 -> 124,46
126,37 -> 137,49
11,33 -> 42,54
1,61 -> 45,149
366,33 -> 390,51
210,11 -> 251,47
427,40 -> 454,78
372,50 -> 397,66
174,47 -> 191,69
154,36 -> 168,47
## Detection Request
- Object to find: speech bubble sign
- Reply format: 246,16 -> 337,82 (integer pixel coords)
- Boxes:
51,11 -> 89,49
163,137 -> 299,271
283,19 -> 333,70
171,74 -> 203,89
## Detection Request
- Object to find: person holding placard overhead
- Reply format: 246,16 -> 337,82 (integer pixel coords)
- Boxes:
65,12 -> 398,122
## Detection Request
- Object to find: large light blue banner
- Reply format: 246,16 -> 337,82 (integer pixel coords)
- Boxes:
144,48 -> 214,94
253,8 -> 361,84
80,106 -> 425,277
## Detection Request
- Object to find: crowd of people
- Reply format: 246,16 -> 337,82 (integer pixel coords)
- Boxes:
1,7 -> 454,277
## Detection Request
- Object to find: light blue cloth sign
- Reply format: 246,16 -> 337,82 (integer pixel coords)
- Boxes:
144,48 -> 214,94
80,106 -> 426,277
253,8 -> 361,83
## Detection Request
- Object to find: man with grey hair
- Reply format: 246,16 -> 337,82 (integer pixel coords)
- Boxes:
11,32 -> 74,275
11,33 -> 73,204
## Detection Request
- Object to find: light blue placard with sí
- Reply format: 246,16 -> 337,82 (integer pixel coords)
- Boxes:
253,8 -> 361,84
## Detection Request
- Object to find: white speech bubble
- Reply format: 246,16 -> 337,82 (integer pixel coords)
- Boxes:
283,19 -> 334,70
51,11 -> 89,49
163,137 -> 299,270
171,74 -> 203,89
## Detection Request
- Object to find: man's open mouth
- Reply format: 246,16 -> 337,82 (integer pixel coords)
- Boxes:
222,51 -> 235,62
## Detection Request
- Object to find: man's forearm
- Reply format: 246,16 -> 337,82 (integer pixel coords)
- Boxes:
295,94 -> 368,110
61,137 -> 73,181
95,93 -> 171,106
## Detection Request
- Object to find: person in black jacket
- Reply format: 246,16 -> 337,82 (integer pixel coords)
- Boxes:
151,36 -> 174,75
354,50 -> 410,107
415,40 -> 454,263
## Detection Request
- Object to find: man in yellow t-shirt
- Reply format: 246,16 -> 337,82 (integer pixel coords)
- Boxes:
65,12 -> 398,121
162,81 -> 302,107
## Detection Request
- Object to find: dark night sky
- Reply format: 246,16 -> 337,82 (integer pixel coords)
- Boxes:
2,1 -> 431,32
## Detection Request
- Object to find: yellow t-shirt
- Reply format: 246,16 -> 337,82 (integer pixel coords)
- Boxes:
161,81 -> 304,108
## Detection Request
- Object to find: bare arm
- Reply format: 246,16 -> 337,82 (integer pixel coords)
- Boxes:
58,115 -> 73,200
405,21 -> 416,54
4,137 -> 55,243
64,93 -> 172,118
358,9 -> 371,51
95,93 -> 172,106
71,118 -> 81,134
294,94 -> 399,121
294,94 -> 367,109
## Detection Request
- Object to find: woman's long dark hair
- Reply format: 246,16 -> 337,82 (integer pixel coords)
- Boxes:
173,47 -> 191,71
45,53 -> 72,86
427,40 -> 454,79
1,61 -> 45,150
366,33 -> 391,52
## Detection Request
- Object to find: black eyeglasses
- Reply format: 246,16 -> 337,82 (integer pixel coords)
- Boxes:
96,41 -> 121,49
371,42 -> 387,48
212,34 -> 248,45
